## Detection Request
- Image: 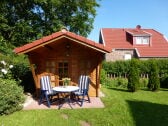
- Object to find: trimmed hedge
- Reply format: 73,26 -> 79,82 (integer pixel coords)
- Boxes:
102,60 -> 130,76
0,78 -> 25,115
102,59 -> 168,89
102,59 -> 168,76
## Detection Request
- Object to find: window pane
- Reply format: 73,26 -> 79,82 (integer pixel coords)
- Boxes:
136,37 -> 142,44
59,63 -> 63,67
59,68 -> 63,74
143,37 -> 149,44
51,61 -> 55,67
64,62 -> 68,67
58,62 -> 69,79
135,36 -> 149,44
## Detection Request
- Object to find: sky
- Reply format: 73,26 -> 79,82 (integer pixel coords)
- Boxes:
88,0 -> 168,42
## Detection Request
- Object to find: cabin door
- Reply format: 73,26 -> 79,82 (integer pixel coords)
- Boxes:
57,60 -> 70,85
45,59 -> 70,86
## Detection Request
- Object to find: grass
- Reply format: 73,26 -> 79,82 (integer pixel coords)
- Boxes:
0,87 -> 168,126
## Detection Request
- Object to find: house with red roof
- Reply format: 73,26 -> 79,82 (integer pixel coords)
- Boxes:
99,25 -> 168,61
14,29 -> 110,97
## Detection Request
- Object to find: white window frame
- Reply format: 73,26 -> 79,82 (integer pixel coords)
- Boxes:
135,36 -> 149,45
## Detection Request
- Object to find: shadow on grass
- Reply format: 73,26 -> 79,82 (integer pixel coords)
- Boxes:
140,88 -> 149,91
159,88 -> 168,91
141,88 -> 168,92
127,100 -> 168,126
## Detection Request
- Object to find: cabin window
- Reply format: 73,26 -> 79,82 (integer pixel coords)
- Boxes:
58,61 -> 69,79
135,36 -> 149,44
46,60 -> 56,73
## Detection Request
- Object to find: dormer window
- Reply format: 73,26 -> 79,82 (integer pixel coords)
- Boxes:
135,36 -> 150,45
126,29 -> 151,46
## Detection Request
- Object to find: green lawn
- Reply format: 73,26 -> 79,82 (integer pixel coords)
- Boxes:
0,87 -> 168,126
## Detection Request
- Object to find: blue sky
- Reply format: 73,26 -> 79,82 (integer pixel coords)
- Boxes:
88,0 -> 168,42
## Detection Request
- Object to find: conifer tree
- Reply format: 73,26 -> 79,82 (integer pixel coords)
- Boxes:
127,59 -> 140,92
148,59 -> 160,91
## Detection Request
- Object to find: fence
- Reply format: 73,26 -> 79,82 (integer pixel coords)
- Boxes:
107,73 -> 149,79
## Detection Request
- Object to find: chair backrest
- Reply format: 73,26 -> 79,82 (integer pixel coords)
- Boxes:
40,76 -> 53,94
78,75 -> 90,93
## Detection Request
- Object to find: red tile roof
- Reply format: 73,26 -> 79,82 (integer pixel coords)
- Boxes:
126,29 -> 151,36
14,30 -> 111,54
100,28 -> 168,57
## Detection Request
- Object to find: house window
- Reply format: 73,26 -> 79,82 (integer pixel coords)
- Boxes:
135,36 -> 149,44
124,54 -> 132,60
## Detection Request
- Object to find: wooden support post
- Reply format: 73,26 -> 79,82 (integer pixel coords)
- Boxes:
28,58 -> 39,97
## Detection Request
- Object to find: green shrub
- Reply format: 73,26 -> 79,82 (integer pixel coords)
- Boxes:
148,60 -> 160,91
100,68 -> 107,85
0,60 -> 13,79
11,63 -> 35,93
127,59 -> 140,92
0,53 -> 35,93
139,78 -> 148,88
116,77 -> 128,88
160,74 -> 168,88
100,69 -> 113,87
157,59 -> 168,75
0,78 -> 25,115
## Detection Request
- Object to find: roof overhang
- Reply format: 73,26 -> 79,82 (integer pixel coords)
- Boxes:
14,31 -> 111,55
15,36 -> 64,54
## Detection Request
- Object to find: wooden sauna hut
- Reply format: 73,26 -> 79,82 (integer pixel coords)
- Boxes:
14,29 -> 110,97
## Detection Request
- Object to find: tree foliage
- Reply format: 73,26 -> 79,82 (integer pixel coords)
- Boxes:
0,0 -> 99,47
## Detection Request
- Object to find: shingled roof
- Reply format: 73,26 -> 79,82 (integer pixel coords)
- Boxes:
100,26 -> 168,58
14,29 -> 111,54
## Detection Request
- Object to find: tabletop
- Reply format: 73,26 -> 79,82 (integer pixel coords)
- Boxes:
53,86 -> 79,93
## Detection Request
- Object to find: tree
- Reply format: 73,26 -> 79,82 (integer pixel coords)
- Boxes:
0,0 -> 100,47
127,59 -> 140,92
147,59 -> 160,91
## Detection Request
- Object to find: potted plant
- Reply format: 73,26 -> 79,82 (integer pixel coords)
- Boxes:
62,78 -> 71,87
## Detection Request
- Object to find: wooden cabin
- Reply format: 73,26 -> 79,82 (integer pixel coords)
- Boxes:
14,29 -> 110,97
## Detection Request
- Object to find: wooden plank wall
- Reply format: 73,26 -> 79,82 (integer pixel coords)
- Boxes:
28,39 -> 104,97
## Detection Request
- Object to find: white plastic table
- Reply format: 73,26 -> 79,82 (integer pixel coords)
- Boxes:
53,86 -> 79,109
